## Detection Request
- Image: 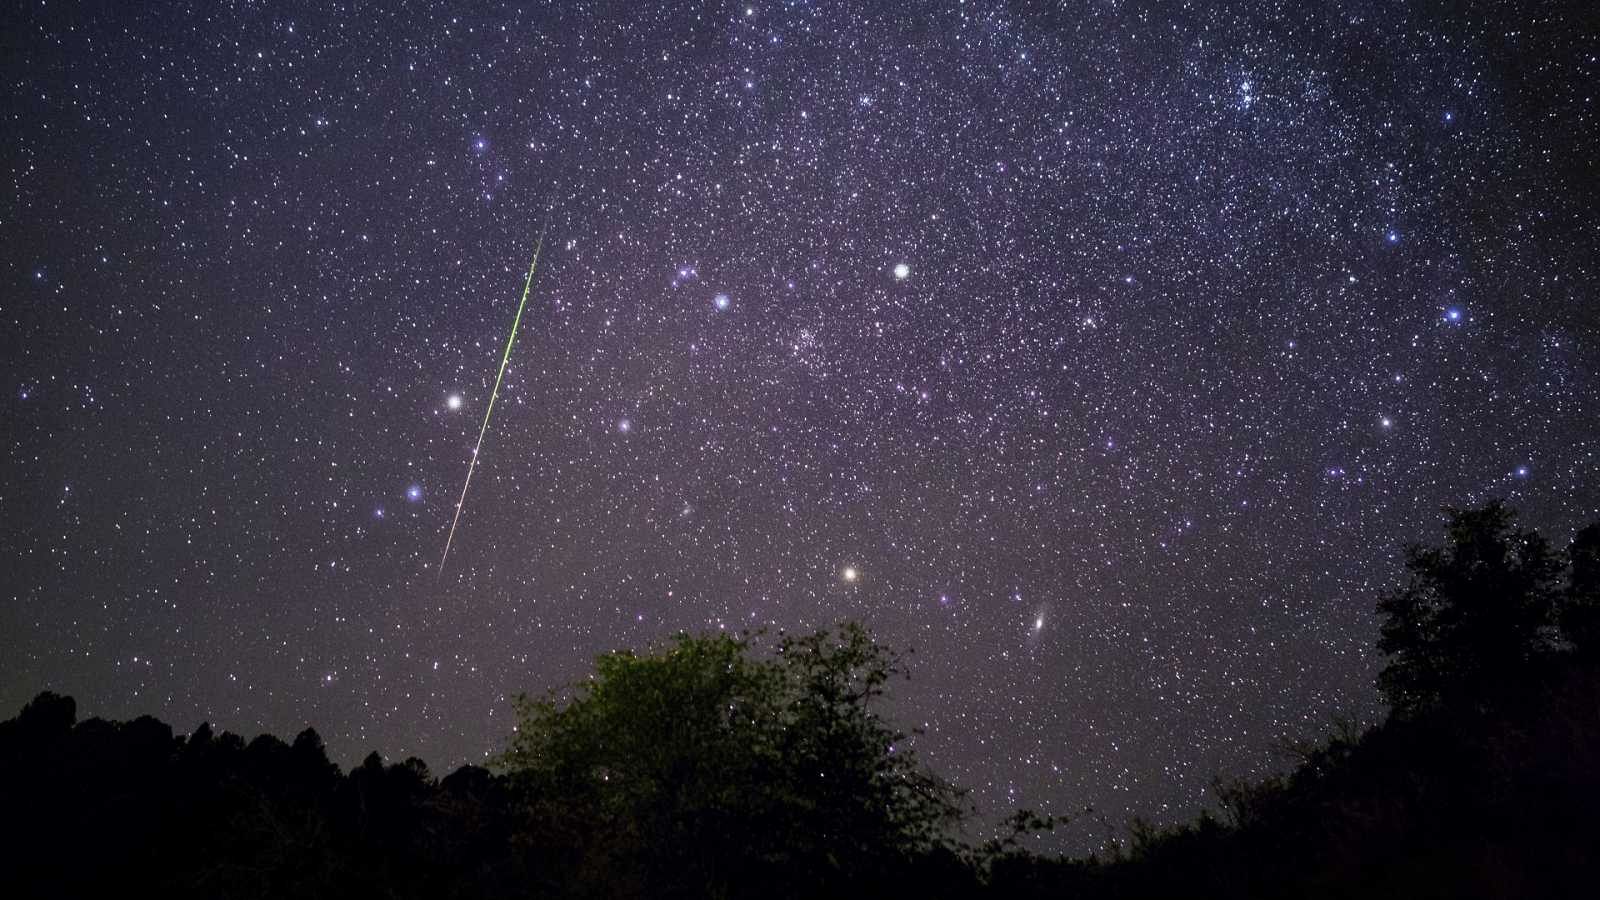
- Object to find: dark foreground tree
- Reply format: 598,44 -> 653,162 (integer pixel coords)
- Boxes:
493,623 -> 968,899
1563,523 -> 1600,656
0,627 -> 974,900
1376,501 -> 1565,714
9,505 -> 1600,898
984,504 -> 1600,899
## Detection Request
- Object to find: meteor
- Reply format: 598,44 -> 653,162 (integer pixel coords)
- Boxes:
438,226 -> 548,575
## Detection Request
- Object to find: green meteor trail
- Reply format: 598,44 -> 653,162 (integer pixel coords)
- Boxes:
438,227 -> 548,575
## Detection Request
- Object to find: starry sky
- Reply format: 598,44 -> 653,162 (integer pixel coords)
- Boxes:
4,0 -> 1599,848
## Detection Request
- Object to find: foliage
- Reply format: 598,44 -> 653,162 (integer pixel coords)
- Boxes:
0,691 -> 528,899
0,625 -> 972,900
1375,501 -> 1566,714
982,502 -> 1600,898
492,623 -> 967,898
7,504 -> 1600,897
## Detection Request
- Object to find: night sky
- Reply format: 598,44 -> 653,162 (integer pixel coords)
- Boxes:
4,1 -> 1599,847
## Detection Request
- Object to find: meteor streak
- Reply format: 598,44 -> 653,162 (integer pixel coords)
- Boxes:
438,226 -> 548,575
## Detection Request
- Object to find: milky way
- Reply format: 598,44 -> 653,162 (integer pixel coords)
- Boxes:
4,1 -> 1598,849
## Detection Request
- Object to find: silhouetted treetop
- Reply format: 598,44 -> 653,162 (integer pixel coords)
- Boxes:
8,502 -> 1600,900
494,622 -> 967,898
1375,501 -> 1600,717
1376,501 -> 1567,714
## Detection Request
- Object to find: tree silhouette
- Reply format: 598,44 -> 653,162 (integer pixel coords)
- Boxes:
1376,501 -> 1565,714
8,503 -> 1600,899
1563,523 -> 1600,656
493,623 -> 967,899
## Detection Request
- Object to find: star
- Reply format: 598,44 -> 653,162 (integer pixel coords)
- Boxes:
13,0 -> 1598,865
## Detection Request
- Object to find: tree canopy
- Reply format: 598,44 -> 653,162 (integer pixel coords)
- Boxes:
1376,501 -> 1569,714
493,623 -> 966,898
6,503 -> 1600,898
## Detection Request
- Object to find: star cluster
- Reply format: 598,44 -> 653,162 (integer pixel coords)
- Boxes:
4,1 -> 1598,848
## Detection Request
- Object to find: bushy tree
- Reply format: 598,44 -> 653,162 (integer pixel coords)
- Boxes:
493,623 -> 966,898
1376,502 -> 1565,714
